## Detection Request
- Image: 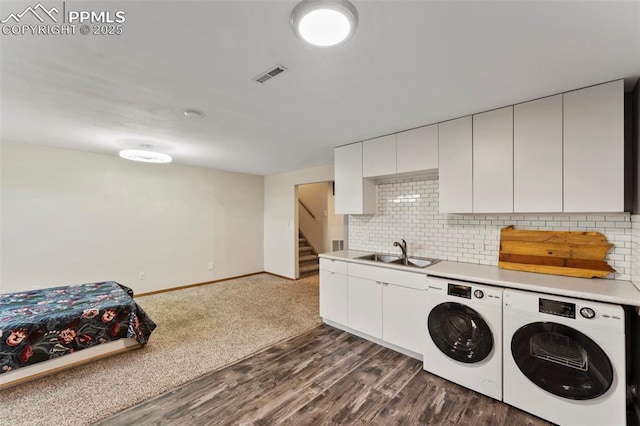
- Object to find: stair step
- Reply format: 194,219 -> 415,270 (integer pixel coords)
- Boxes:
298,238 -> 306,244
299,246 -> 313,253
299,254 -> 318,263
299,263 -> 320,274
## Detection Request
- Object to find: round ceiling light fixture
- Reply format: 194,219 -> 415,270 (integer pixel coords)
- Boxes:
183,109 -> 205,119
291,0 -> 358,47
119,145 -> 172,164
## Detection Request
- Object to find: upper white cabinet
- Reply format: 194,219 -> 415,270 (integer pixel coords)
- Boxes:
336,80 -> 624,215
439,116 -> 473,213
396,124 -> 439,174
473,106 -> 514,213
363,135 -> 397,178
563,80 -> 624,212
514,95 -> 563,212
334,143 -> 376,215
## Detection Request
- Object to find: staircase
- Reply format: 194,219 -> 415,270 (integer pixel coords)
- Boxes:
298,232 -> 319,278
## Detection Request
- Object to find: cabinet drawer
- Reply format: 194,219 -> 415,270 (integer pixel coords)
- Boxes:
348,263 -> 425,290
319,258 -> 348,274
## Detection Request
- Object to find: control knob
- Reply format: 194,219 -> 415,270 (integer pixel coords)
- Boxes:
473,289 -> 484,299
580,307 -> 595,319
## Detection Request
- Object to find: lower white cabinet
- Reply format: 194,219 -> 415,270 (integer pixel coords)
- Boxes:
319,259 -> 348,325
382,283 -> 425,354
320,258 -> 427,356
347,276 -> 383,339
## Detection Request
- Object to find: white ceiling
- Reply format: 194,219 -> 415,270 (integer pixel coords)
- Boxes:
1,0 -> 639,175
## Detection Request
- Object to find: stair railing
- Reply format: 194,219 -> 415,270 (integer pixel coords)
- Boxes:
299,200 -> 317,220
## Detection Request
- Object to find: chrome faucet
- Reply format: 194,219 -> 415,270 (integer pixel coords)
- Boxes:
393,239 -> 408,264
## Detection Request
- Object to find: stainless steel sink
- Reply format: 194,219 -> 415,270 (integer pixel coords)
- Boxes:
389,257 -> 440,268
355,253 -> 401,263
355,253 -> 440,269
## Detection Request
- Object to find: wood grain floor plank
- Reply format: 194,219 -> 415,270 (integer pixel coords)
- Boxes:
154,328 -> 356,423
97,325 -> 335,425
98,325 -> 552,426
198,334 -> 382,425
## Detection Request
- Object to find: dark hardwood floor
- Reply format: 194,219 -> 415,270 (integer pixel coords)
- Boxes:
97,325 -> 551,425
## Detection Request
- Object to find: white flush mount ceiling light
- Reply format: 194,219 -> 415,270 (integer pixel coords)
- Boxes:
291,0 -> 358,47
119,145 -> 172,164
183,109 -> 205,119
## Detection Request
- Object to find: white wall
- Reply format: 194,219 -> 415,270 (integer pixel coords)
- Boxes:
1,142 -> 264,293
264,164 -> 333,279
349,176 -> 632,281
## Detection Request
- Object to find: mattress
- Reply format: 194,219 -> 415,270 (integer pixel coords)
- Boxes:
0,281 -> 156,374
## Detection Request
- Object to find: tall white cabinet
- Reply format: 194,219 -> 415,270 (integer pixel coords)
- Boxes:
334,143 -> 376,215
563,80 -> 624,212
438,116 -> 473,213
473,106 -> 514,213
514,95 -> 563,212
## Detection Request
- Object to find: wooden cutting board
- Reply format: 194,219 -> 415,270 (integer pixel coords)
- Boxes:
498,225 -> 616,278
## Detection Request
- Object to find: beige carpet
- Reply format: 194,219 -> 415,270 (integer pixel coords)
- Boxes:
0,273 -> 321,426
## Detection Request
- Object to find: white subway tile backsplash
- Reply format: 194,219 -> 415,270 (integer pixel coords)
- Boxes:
349,177 -> 631,281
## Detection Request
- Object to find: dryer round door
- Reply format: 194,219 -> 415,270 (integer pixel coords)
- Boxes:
510,322 -> 613,400
427,302 -> 494,363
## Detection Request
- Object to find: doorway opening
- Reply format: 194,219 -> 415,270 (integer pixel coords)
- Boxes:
295,181 -> 344,278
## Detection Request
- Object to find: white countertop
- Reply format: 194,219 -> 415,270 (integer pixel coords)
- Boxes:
319,250 -> 640,306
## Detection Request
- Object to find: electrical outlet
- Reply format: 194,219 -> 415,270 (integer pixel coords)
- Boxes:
208,262 -> 214,270
139,271 -> 146,280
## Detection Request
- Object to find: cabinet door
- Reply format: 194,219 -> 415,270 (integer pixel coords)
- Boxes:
563,80 -> 624,212
319,269 -> 348,325
396,124 -> 438,173
335,143 -> 376,214
347,276 -> 382,339
363,134 -> 396,178
438,116 -> 473,213
473,106 -> 514,213
514,95 -> 563,212
382,284 -> 425,354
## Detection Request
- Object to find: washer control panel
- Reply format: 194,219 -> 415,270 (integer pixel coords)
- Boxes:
448,284 -> 471,299
579,307 -> 596,319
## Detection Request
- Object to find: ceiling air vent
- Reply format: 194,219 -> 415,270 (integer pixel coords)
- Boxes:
253,65 -> 288,84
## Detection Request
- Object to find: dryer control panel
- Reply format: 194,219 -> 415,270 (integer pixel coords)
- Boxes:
539,298 -> 575,319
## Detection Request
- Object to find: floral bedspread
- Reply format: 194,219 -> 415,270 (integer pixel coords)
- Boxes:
0,281 -> 156,374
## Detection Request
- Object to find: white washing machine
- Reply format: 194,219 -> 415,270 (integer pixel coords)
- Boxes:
423,277 -> 503,400
503,289 -> 626,426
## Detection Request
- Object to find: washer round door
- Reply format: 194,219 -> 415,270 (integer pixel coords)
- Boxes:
511,322 -> 613,400
428,302 -> 494,363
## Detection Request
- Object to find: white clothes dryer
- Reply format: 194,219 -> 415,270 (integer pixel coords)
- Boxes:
423,277 -> 503,400
503,289 -> 626,426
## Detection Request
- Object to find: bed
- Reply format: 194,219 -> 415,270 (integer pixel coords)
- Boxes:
0,281 -> 156,389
